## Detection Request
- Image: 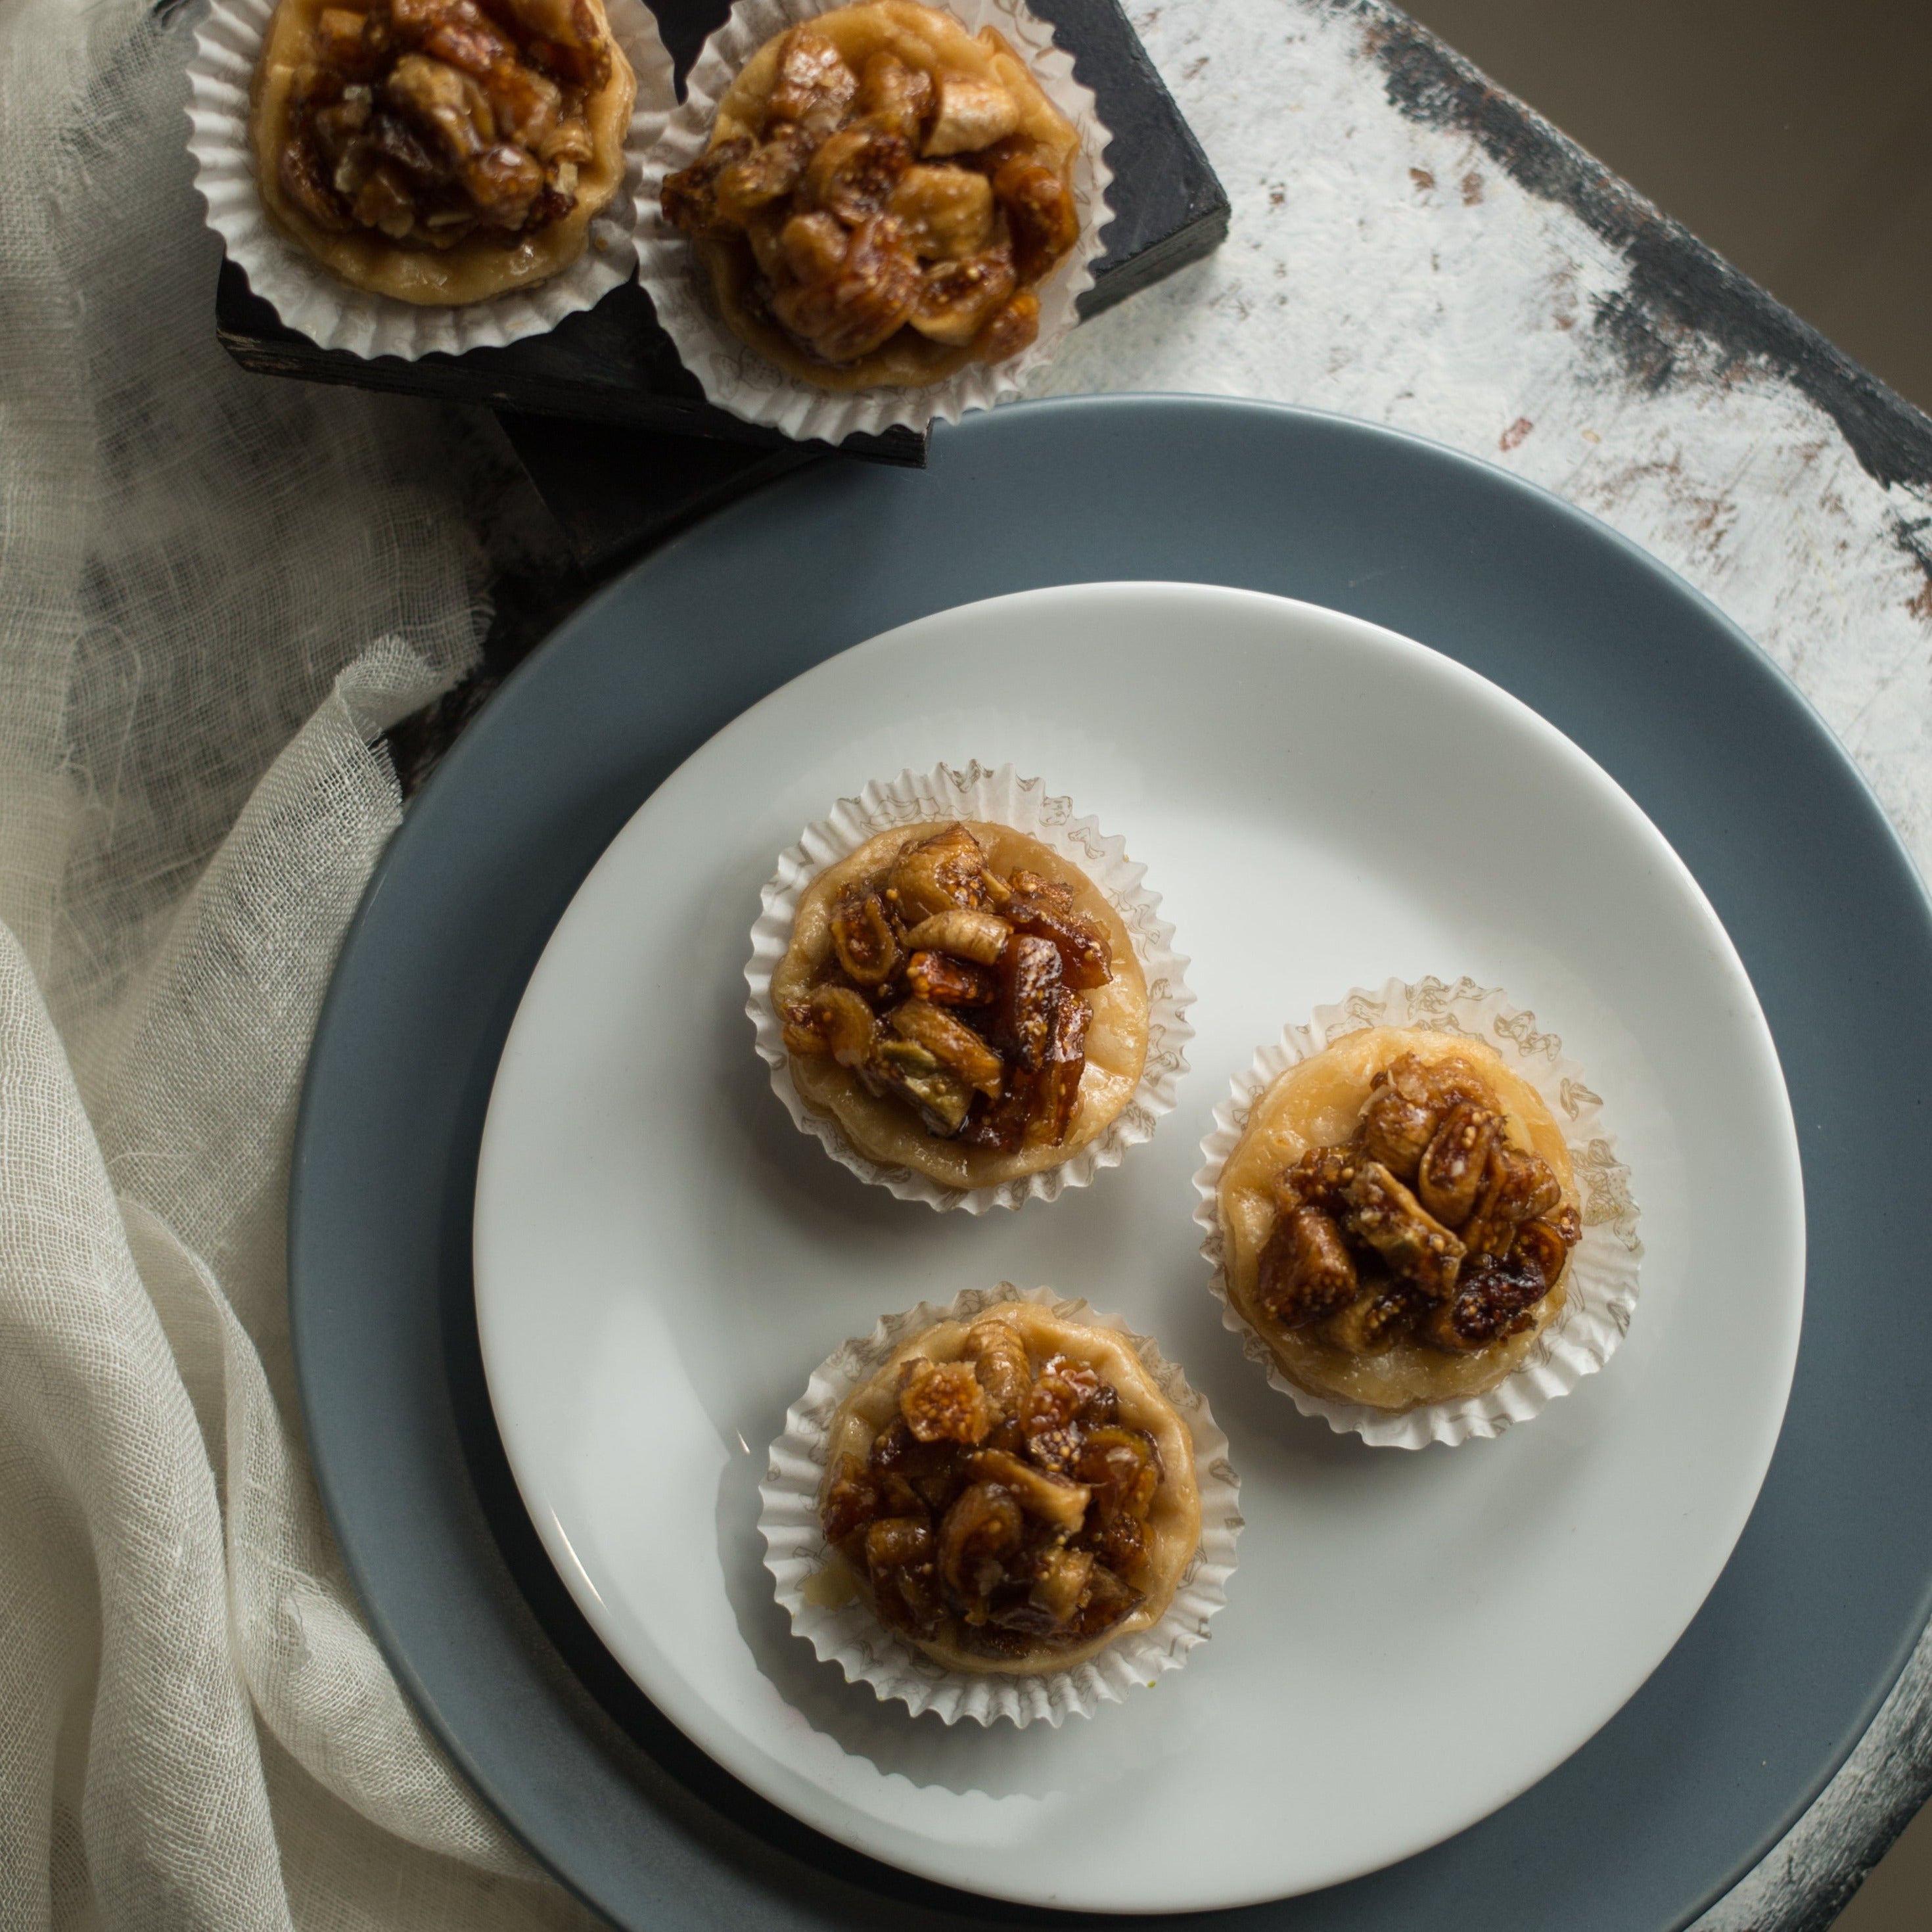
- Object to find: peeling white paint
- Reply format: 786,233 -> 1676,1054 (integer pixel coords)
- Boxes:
1037,0 -> 1932,890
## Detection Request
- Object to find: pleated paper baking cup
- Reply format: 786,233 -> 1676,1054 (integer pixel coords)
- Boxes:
760,1283 -> 1243,1726
745,760 -> 1192,1212
635,0 -> 1114,442
186,0 -> 674,357
1193,977 -> 1644,1450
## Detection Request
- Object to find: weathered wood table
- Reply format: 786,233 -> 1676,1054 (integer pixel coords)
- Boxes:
384,2 -> 1932,1924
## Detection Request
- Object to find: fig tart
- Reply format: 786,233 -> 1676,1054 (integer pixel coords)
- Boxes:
817,1300 -> 1201,1673
252,0 -> 637,302
1215,1027 -> 1584,1414
658,0 -> 1081,388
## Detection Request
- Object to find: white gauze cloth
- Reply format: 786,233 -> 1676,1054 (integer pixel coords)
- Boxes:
0,0 -> 600,1924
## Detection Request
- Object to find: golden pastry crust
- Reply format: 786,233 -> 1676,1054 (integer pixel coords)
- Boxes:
821,1302 -> 1201,1674
1218,1028 -> 1580,1412
662,0 -> 1079,388
250,0 -> 635,305
772,820 -> 1149,1189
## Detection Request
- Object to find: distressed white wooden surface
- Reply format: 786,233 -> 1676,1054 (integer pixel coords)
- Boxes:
1024,3 -> 1932,1925
1040,1 -> 1932,883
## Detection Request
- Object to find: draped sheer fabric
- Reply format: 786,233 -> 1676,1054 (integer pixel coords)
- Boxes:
0,0 -> 596,1921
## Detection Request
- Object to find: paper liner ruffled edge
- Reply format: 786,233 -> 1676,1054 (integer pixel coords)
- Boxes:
758,1282 -> 1243,1726
185,0 -> 675,358
1191,977 -> 1644,1450
633,0 -> 1114,441
745,760 -> 1193,1212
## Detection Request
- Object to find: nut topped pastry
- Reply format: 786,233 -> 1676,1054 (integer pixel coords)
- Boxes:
251,0 -> 637,302
658,0 -> 1081,388
1215,1027 -> 1584,1413
771,819 -> 1149,1189
817,1301 -> 1201,1672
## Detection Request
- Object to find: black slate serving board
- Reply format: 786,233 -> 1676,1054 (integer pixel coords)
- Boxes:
217,0 -> 1228,472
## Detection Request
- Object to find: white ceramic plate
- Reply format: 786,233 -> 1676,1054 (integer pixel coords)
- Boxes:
473,582 -> 1803,1914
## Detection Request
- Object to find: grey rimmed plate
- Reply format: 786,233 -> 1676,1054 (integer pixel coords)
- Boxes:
291,396 -> 1932,1932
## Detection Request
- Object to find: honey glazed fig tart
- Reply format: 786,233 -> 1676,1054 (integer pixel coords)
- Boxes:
747,766 -> 1191,1209
248,0 -> 639,302
1198,980 -> 1642,1448
760,1285 -> 1240,1724
658,0 -> 1082,389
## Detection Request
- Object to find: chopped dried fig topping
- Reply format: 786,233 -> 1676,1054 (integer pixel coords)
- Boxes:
830,883 -> 900,986
888,162 -> 994,258
1004,891 -> 1112,989
1356,1080 -> 1435,1180
960,1316 -> 1032,1421
1005,869 -> 1070,912
714,124 -> 815,221
769,210 -> 920,362
1023,1544 -> 1093,1626
868,1034 -> 974,1135
967,1446 -> 1090,1531
1262,1054 -> 1576,1359
1343,1160 -> 1465,1301
888,822 -> 992,919
890,998 -> 1004,1097
975,289 -> 1040,363
661,137 -> 752,237
821,1452 -> 881,1548
924,68 -> 1020,154
277,0 -> 610,248
778,207 -> 847,281
993,933 -> 1063,1074
904,949 -> 999,1006
823,1327 -> 1163,1656
1256,1204 -> 1358,1328
804,983 -> 877,1064
1415,1100 -> 1501,1227
1270,1143 -> 1360,1216
855,51 -> 934,144
802,120 -> 912,221
1029,986 -> 1091,1149
898,1358 -> 992,1444
909,248 -> 1017,345
1426,1210 -> 1578,1351
984,143 -> 1077,281
1461,1143 -> 1564,1258
766,26 -> 858,138
789,824 -> 1115,1153
1323,1279 -> 1431,1354
898,907 -> 1009,963
867,1515 -> 944,1637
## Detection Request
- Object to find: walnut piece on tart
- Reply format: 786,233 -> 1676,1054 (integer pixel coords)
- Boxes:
1216,1028 -> 1583,1413
659,0 -> 1080,389
773,820 -> 1148,1189
251,0 -> 636,304
819,1302 -> 1200,1672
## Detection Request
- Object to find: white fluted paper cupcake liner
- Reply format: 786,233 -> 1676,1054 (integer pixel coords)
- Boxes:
745,760 -> 1192,1212
186,0 -> 674,357
760,1282 -> 1243,1725
1192,977 -> 1644,1450
635,0 -> 1113,441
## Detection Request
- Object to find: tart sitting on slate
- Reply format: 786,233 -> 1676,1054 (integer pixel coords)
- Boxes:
658,0 -> 1080,388
772,820 -> 1148,1189
252,0 -> 637,303
1215,1028 -> 1583,1413
818,1301 -> 1201,1672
